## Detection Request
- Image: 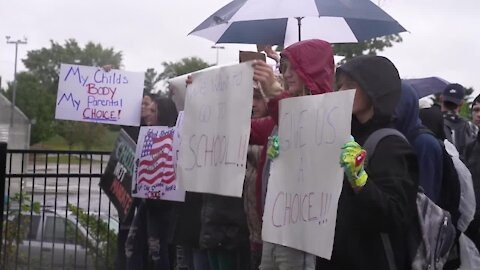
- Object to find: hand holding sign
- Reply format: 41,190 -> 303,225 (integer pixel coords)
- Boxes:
262,90 -> 355,259
252,60 -> 282,98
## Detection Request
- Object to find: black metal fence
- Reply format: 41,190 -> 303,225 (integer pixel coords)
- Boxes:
0,143 -> 117,270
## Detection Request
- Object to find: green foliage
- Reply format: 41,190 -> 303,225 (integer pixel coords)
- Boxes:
68,204 -> 117,270
144,68 -> 162,94
40,129 -> 117,151
7,39 -> 124,145
23,39 -> 122,95
157,57 -> 211,95
159,57 -> 211,80
333,34 -> 403,64
5,72 -> 56,144
64,122 -> 109,151
1,193 -> 41,269
54,121 -> 80,150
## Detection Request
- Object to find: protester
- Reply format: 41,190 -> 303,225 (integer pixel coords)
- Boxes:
471,94 -> 480,128
315,55 -> 419,269
394,81 -> 443,203
115,93 -> 157,270
125,96 -> 179,270
252,39 -> 334,270
441,83 -> 478,160
463,93 -> 480,251
244,87 -> 269,270
419,104 -> 447,140
174,192 -> 209,270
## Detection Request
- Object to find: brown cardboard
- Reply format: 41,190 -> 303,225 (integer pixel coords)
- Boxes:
239,51 -> 266,63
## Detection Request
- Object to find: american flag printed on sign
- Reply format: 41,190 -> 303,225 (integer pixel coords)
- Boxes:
137,129 -> 175,185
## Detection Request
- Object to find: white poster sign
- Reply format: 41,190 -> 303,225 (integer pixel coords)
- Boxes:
262,90 -> 355,259
55,64 -> 144,126
177,62 -> 253,197
133,126 -> 185,201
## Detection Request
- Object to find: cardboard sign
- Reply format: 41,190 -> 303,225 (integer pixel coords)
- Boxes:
239,51 -> 266,63
262,90 -> 355,259
99,129 -> 136,222
55,64 -> 144,126
177,62 -> 253,197
132,126 -> 185,201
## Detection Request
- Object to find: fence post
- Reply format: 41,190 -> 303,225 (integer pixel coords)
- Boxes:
0,142 -> 7,255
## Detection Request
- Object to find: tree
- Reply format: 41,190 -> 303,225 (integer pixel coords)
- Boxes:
55,120 -> 80,149
144,68 -> 161,94
75,122 -> 109,151
157,57 -> 211,96
23,39 -> 123,94
158,57 -> 211,80
4,72 -> 56,144
333,34 -> 403,64
17,39 -> 123,144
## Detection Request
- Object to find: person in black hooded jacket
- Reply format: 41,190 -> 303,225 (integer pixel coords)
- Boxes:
316,55 -> 419,270
464,93 -> 480,251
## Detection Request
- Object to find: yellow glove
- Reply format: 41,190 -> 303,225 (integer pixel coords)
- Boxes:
340,136 -> 368,188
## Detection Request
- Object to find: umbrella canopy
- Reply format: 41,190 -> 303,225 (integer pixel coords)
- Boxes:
403,77 -> 450,98
190,0 -> 407,46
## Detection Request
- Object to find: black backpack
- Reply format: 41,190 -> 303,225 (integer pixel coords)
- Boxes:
364,128 -> 456,270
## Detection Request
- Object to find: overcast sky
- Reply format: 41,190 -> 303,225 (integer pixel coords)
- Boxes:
1,0 -> 479,95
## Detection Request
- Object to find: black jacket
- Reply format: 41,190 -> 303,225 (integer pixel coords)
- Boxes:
199,194 -> 249,250
317,56 -> 419,270
173,192 -> 204,247
464,136 -> 480,250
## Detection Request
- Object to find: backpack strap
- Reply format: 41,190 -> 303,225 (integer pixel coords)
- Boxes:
363,128 -> 407,270
363,128 -> 408,161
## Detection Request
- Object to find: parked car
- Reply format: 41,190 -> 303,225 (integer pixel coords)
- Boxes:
5,207 -> 118,269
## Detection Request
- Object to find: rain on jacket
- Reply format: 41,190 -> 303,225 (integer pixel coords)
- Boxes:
316,56 -> 419,270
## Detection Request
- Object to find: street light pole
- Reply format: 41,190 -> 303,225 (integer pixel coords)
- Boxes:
6,36 -> 28,127
211,45 -> 225,65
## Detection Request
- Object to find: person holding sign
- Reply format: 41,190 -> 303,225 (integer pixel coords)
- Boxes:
125,96 -> 179,270
315,56 -> 419,270
251,39 -> 335,270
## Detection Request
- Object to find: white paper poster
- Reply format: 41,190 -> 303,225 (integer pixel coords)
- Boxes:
262,90 -> 355,259
133,126 -> 185,201
177,62 -> 253,197
55,64 -> 144,126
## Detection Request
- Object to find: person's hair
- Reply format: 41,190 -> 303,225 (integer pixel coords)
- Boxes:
443,100 -> 459,111
154,96 -> 178,127
471,94 -> 480,110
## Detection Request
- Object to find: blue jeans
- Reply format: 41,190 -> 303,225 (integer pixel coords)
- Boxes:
260,242 -> 315,270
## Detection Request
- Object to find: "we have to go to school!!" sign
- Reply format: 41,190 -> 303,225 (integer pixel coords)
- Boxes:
55,64 -> 144,126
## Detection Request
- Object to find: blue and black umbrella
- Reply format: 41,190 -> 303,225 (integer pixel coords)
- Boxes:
403,77 -> 450,98
190,0 -> 407,46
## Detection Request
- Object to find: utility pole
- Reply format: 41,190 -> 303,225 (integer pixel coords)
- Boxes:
211,45 -> 225,65
6,36 -> 28,127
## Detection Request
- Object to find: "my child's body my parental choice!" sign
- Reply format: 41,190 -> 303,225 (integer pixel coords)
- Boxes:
55,64 -> 144,126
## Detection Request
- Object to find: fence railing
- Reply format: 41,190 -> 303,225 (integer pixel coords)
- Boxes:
0,145 -> 117,270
